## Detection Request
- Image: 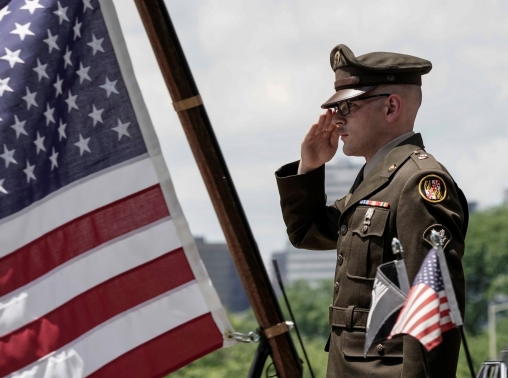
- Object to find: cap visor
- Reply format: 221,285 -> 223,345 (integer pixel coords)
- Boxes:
321,86 -> 376,109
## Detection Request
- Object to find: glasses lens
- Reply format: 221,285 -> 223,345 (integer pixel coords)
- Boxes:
339,101 -> 349,116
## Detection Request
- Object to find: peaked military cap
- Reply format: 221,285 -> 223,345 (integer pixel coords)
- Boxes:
321,44 -> 432,109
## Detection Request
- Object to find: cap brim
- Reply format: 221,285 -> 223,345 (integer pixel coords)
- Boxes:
321,86 -> 376,109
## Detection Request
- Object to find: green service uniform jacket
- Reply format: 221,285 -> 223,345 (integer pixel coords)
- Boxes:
275,133 -> 468,378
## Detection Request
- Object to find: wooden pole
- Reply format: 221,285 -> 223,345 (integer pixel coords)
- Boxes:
132,1 -> 303,376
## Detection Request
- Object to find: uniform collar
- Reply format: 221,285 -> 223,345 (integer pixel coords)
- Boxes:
343,133 -> 425,212
363,131 -> 415,180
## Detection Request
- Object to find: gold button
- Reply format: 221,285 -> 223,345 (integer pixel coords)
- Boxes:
337,255 -> 344,265
388,164 -> 397,172
377,343 -> 385,355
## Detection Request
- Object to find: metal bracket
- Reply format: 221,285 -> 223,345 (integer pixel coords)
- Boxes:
173,94 -> 203,112
225,329 -> 261,343
264,321 -> 294,339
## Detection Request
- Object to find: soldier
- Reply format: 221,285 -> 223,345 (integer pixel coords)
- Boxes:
275,45 -> 468,377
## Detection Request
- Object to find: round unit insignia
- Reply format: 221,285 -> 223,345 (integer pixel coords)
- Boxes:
419,175 -> 447,203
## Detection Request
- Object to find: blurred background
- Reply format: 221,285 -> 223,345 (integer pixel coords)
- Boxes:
112,0 -> 508,376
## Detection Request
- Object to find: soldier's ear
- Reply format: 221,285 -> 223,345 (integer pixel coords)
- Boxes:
385,94 -> 402,122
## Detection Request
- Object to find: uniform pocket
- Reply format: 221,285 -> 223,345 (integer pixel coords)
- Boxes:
342,330 -> 403,358
347,206 -> 390,280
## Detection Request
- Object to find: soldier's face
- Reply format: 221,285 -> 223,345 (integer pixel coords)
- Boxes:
332,96 -> 388,161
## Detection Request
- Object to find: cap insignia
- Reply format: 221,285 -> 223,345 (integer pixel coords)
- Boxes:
418,174 -> 447,203
333,51 -> 342,69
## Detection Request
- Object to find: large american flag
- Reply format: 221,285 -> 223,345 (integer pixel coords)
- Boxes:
0,0 -> 232,376
388,248 -> 455,351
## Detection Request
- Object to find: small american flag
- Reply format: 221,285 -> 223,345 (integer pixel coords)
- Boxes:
388,248 -> 455,351
0,0 -> 231,376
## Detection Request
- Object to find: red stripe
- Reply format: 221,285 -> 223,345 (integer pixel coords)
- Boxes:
0,185 -> 169,297
404,295 -> 440,333
89,313 -> 223,378
413,316 -> 441,340
399,288 -> 437,332
0,248 -> 193,377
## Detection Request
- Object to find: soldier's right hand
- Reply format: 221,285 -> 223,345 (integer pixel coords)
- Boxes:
298,109 -> 340,174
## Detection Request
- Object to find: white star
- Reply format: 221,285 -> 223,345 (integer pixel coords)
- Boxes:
23,160 -> 36,183
10,22 -> 35,41
53,1 -> 69,24
33,132 -> 46,154
83,0 -> 93,12
10,115 -> 28,138
54,74 -> 63,97
63,46 -> 72,68
0,179 -> 7,194
22,87 -> 38,110
76,63 -> 91,84
112,119 -> 131,140
43,29 -> 59,53
0,144 -> 17,168
74,133 -> 91,156
58,119 -> 67,141
73,18 -> 82,40
0,6 -> 11,22
33,59 -> 49,81
88,104 -> 104,126
44,103 -> 55,125
49,148 -> 59,170
0,77 -> 13,97
100,77 -> 119,97
65,90 -> 79,112
1,48 -> 24,68
20,0 -> 44,14
87,34 -> 104,55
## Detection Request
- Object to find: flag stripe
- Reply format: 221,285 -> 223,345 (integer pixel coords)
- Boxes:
0,157 -> 158,257
89,313 -> 223,378
0,185 -> 168,298
0,219 -> 181,336
0,247 -> 194,376
8,283 -> 210,378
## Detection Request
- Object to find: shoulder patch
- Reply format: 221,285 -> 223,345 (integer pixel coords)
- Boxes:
423,224 -> 452,249
418,174 -> 447,203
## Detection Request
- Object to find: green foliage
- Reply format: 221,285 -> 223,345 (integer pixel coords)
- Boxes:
281,279 -> 333,340
463,206 -> 508,334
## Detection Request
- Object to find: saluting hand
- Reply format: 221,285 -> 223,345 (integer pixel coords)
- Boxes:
298,109 -> 340,174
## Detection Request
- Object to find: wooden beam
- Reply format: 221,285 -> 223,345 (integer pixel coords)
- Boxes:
132,1 -> 303,376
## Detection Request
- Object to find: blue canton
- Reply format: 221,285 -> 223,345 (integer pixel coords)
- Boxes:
413,248 -> 445,292
0,0 -> 147,220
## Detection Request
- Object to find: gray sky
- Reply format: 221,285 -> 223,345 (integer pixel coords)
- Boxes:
113,0 -> 508,261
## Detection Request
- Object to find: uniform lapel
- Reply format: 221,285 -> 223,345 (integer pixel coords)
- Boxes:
343,133 -> 425,213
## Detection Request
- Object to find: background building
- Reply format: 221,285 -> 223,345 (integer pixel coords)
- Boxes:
195,236 -> 250,312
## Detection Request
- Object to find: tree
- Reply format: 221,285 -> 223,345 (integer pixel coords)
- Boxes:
463,206 -> 508,334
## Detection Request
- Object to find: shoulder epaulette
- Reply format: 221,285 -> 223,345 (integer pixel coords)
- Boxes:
409,149 -> 443,171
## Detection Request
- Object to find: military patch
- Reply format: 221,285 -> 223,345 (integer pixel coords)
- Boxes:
418,174 -> 447,203
423,224 -> 452,249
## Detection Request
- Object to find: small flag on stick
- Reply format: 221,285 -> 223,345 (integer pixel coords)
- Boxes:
388,232 -> 463,351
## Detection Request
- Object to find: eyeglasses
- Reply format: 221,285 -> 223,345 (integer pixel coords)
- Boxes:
332,94 -> 391,116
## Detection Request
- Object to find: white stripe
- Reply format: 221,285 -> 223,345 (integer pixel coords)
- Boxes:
391,284 -> 428,335
408,312 -> 440,337
9,283 -> 209,378
418,326 -> 442,346
399,293 -> 439,333
99,0 -> 234,346
440,315 -> 451,325
0,219 -> 180,337
0,158 -> 158,256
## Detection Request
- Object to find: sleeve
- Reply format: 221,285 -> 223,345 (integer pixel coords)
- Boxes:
275,161 -> 342,250
396,169 -> 466,378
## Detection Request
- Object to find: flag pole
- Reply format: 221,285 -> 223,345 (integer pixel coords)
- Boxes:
132,1 -> 303,376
